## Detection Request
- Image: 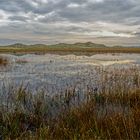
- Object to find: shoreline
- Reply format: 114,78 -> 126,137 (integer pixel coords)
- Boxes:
0,47 -> 140,55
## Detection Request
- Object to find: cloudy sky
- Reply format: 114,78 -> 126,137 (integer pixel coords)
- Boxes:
0,0 -> 140,46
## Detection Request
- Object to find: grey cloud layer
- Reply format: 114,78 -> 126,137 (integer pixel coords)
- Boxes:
0,0 -> 140,45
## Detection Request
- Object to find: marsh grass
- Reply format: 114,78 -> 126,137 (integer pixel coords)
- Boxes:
0,67 -> 140,139
0,45 -> 140,55
0,57 -> 8,66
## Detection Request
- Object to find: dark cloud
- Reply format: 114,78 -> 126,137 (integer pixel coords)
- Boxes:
9,16 -> 29,22
0,0 -> 140,45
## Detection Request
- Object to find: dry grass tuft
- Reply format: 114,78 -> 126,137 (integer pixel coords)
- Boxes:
0,56 -> 8,66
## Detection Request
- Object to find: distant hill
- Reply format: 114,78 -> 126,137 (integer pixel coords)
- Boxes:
46,42 -> 107,48
7,43 -> 27,48
0,42 -> 140,54
0,42 -> 108,48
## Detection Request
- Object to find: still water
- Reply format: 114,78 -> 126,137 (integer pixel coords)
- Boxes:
0,53 -> 140,95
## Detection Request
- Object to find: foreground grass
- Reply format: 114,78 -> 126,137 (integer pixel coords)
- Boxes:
0,67 -> 140,139
1,88 -> 140,139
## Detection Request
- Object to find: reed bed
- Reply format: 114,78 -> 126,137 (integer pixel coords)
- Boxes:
0,57 -> 8,66
0,66 -> 140,140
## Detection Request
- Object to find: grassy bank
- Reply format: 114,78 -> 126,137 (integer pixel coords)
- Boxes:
0,67 -> 140,139
0,43 -> 140,55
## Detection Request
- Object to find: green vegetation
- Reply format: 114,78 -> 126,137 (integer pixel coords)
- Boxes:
0,42 -> 140,54
0,67 -> 140,139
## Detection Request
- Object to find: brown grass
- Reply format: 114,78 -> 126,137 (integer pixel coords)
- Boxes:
0,66 -> 140,139
0,56 -> 8,66
0,46 -> 140,55
1,88 -> 140,139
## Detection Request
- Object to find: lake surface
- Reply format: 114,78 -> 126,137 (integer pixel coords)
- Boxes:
0,53 -> 140,95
